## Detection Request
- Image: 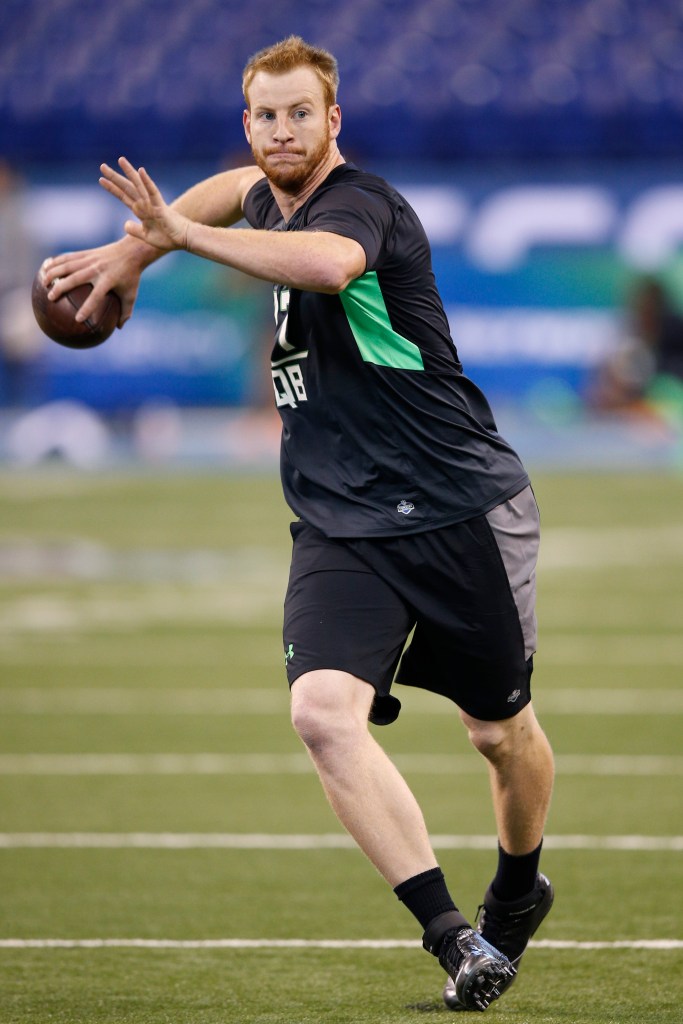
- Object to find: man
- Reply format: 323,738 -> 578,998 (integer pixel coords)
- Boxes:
43,36 -> 555,1012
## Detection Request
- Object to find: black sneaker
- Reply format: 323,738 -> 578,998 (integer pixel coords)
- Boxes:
436,926 -> 515,1012
442,874 -> 554,1011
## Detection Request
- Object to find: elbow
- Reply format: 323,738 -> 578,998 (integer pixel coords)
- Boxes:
302,234 -> 366,294
316,257 -> 363,294
318,269 -> 355,294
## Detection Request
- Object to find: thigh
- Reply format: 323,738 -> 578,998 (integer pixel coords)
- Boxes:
377,513 -> 535,721
283,522 -> 414,725
484,485 -> 539,661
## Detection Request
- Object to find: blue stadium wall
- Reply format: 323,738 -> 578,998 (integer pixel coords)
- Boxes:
12,160 -> 683,413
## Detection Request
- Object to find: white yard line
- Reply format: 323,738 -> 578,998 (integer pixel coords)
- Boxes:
540,635 -> 683,665
0,752 -> 681,775
0,833 -> 681,851
540,524 -> 683,570
0,937 -> 680,950
0,688 -> 289,715
2,524 -> 683,581
1,686 -> 683,714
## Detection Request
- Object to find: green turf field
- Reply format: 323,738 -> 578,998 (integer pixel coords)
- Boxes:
1,469 -> 682,1023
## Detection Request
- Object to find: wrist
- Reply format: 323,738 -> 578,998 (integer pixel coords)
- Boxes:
119,233 -> 164,269
182,219 -> 193,253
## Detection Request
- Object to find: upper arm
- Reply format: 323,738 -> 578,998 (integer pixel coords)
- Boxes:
303,186 -> 393,273
172,166 -> 265,228
317,232 -> 367,292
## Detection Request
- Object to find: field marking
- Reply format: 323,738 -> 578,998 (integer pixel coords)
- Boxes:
2,686 -> 683,715
0,688 -> 288,715
0,688 -> 289,715
540,635 -> 683,666
540,524 -> 683,570
3,635 -> 683,666
0,937 -> 681,951
0,588 -> 285,634
1,833 -> 682,851
0,753 -> 681,776
1,523 -> 682,583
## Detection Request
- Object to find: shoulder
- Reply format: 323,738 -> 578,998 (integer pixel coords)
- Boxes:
243,174 -> 278,229
315,165 -> 404,210
303,166 -> 405,235
303,166 -> 427,268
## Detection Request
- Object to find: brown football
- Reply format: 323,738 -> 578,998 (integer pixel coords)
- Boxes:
31,272 -> 121,349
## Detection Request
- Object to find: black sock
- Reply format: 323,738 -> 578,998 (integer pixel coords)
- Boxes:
394,867 -> 458,930
491,840 -> 543,902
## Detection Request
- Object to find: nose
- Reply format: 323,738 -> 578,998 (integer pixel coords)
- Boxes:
272,115 -> 294,143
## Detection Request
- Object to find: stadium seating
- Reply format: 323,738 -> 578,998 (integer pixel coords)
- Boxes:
1,0 -> 682,162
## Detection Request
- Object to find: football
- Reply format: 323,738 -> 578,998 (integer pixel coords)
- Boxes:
31,271 -> 121,349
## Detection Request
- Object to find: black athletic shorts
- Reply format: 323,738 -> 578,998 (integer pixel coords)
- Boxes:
283,486 -> 539,725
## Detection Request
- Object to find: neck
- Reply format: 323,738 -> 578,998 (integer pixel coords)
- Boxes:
271,146 -> 345,221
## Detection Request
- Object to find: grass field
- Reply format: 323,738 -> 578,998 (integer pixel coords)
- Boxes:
1,468 -> 682,1023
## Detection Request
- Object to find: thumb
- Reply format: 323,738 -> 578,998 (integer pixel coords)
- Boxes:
124,219 -> 144,239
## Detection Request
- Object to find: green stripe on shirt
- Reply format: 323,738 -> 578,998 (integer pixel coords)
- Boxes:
340,272 -> 424,370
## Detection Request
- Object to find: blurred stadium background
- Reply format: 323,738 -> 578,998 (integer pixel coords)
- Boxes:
2,7 -> 683,1021
2,0 -> 683,469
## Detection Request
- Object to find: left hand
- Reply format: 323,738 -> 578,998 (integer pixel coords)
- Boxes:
100,157 -> 192,252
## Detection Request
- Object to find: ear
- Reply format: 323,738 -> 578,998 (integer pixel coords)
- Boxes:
328,104 -> 342,140
243,108 -> 252,144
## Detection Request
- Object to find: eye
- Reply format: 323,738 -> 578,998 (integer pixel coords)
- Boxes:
293,109 -> 308,120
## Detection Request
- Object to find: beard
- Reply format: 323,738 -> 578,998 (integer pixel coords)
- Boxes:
251,125 -> 332,194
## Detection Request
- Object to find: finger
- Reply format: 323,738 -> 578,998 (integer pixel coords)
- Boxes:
99,174 -> 139,212
117,156 -> 148,198
123,220 -> 149,244
73,284 -> 111,323
100,161 -> 149,213
118,302 -> 134,328
97,158 -> 148,219
48,263 -> 92,291
117,155 -> 137,177
41,253 -> 76,286
123,218 -> 170,252
39,257 -> 55,286
99,162 -> 136,194
47,265 -> 99,299
138,166 -> 162,204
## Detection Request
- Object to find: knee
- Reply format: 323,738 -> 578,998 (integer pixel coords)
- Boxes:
290,671 -> 371,755
462,705 -> 542,766
464,718 -> 513,765
290,690 -> 333,753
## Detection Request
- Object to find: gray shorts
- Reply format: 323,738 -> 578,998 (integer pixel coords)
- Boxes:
283,486 -> 540,725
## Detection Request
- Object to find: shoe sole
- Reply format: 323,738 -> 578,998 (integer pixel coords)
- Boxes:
443,877 -> 554,1011
455,954 -> 516,1012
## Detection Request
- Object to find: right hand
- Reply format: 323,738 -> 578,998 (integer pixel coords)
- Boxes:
41,236 -> 152,327
100,157 -> 192,254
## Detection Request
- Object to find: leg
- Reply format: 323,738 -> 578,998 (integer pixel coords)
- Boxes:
290,668 -> 438,886
292,668 -> 515,1011
441,702 -> 555,1010
460,702 -> 554,855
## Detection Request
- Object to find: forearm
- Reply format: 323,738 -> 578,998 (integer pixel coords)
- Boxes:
184,223 -> 365,293
95,159 -> 365,296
